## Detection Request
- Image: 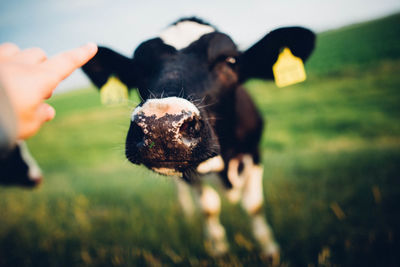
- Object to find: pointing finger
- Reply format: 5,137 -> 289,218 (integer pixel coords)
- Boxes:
43,43 -> 98,83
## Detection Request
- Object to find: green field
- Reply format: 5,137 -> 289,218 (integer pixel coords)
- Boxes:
1,13 -> 400,267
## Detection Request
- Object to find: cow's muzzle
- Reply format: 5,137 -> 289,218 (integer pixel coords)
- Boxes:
125,97 -> 214,175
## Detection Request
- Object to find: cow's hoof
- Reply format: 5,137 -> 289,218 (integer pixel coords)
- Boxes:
261,243 -> 280,266
205,237 -> 229,257
204,215 -> 229,256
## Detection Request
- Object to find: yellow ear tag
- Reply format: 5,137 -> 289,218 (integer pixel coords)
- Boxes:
272,47 -> 306,88
99,76 -> 129,105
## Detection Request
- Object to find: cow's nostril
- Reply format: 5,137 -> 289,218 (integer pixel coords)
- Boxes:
130,122 -> 145,148
126,121 -> 147,165
180,117 -> 202,139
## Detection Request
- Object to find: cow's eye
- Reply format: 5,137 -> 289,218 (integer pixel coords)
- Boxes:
225,57 -> 236,65
209,55 -> 237,70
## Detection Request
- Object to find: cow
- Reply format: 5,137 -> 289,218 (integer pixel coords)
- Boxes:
0,142 -> 42,187
82,17 -> 315,263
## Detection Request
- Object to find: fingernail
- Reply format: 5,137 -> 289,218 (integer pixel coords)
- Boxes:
85,42 -> 98,53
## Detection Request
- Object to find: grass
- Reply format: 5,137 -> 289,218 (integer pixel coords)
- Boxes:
1,13 -> 400,267
306,13 -> 400,76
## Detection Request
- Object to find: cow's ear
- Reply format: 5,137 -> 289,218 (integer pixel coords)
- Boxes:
207,33 -> 238,63
238,27 -> 315,82
82,46 -> 138,90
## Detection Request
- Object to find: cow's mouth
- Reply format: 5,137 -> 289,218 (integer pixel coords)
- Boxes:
151,166 -> 183,177
143,160 -> 192,170
143,160 -> 200,177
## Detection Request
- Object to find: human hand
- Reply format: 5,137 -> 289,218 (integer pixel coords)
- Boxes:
0,42 -> 98,140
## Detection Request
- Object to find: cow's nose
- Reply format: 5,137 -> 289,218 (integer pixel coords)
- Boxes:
130,112 -> 202,148
127,97 -> 205,167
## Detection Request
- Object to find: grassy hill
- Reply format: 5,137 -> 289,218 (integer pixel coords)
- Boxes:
1,13 -> 399,266
307,13 -> 400,75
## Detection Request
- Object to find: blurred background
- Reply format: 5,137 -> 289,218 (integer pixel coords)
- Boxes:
1,0 -> 400,92
1,0 -> 400,266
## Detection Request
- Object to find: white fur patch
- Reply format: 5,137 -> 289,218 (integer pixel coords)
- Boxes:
204,217 -> 229,256
197,155 -> 225,174
160,21 -> 215,50
226,155 -> 252,203
175,179 -> 195,217
132,97 -> 200,121
252,214 -> 280,260
227,157 -> 240,187
226,187 -> 241,204
199,185 -> 221,215
241,164 -> 264,214
18,141 -> 42,180
196,185 -> 228,255
227,155 -> 253,189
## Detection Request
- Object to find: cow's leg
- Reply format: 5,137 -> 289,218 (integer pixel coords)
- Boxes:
224,156 -> 245,203
174,178 -> 195,218
195,185 -> 228,256
240,155 -> 279,265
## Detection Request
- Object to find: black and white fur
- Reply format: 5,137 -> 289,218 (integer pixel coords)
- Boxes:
0,142 -> 42,187
82,17 -> 315,262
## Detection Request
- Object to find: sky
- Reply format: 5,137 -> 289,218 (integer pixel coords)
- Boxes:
1,0 -> 400,92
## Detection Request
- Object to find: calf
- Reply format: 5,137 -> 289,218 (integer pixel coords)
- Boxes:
0,142 -> 42,187
82,17 -> 315,261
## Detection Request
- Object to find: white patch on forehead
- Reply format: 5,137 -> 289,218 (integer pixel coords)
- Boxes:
160,21 -> 215,50
18,141 -> 42,180
131,97 -> 200,121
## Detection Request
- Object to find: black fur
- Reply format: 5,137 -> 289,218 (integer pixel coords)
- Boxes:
0,144 -> 40,187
